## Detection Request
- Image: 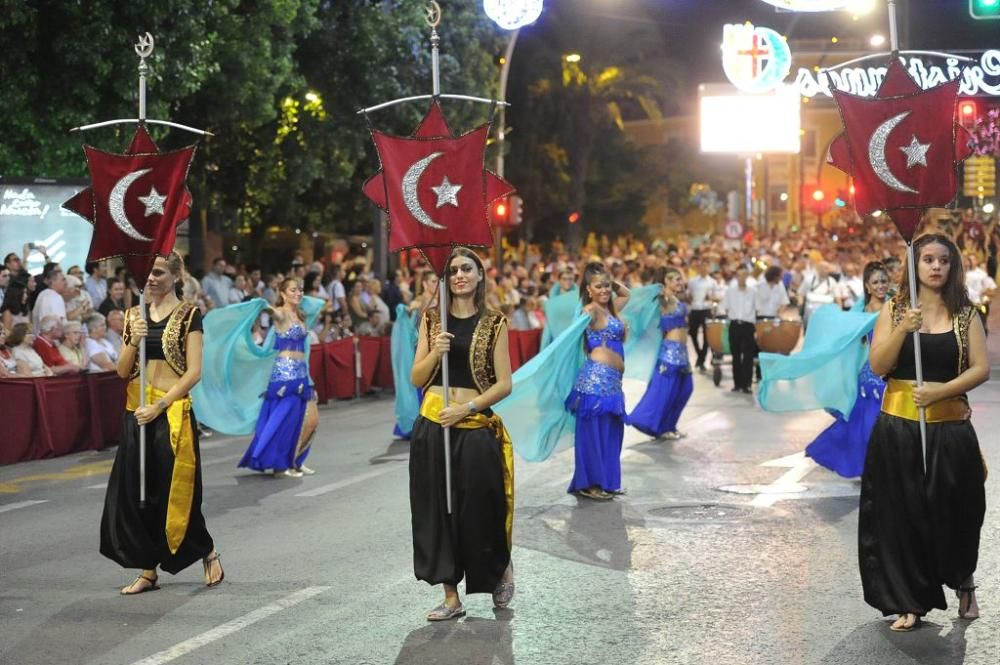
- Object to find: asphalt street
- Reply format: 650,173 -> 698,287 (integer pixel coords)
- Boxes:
3,320 -> 1000,665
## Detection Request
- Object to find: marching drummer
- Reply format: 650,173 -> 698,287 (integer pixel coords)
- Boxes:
722,266 -> 757,395
755,266 -> 790,320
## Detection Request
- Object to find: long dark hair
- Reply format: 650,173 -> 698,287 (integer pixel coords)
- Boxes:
862,261 -> 887,306
448,247 -> 487,312
0,279 -> 29,316
896,233 -> 970,315
580,261 -> 617,317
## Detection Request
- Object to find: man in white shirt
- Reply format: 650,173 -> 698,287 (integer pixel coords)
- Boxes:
327,264 -> 347,313
32,264 -> 68,331
723,266 -> 757,394
201,257 -> 233,310
965,254 -> 996,332
105,309 -> 125,356
837,263 -> 864,311
798,262 -> 838,327
84,261 -> 107,308
755,266 -> 790,319
687,259 -> 714,370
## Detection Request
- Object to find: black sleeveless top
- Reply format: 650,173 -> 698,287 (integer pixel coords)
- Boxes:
145,308 -> 203,361
891,330 -> 959,383
429,312 -> 479,389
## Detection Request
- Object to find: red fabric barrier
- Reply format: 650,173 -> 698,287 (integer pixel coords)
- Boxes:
323,338 -> 356,400
508,329 -> 542,372
358,337 -> 381,393
309,343 -> 329,405
0,372 -> 128,465
375,336 -> 394,390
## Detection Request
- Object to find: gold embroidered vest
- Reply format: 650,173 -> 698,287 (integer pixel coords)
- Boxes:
888,295 -> 976,375
422,308 -> 506,393
123,302 -> 199,380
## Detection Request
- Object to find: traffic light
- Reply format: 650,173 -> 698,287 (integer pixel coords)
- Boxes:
970,0 -> 1000,20
508,195 -> 523,226
491,198 -> 510,226
964,155 -> 997,198
568,210 -> 581,224
959,100 -> 978,130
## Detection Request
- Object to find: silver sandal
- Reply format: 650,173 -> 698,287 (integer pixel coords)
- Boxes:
427,602 -> 466,621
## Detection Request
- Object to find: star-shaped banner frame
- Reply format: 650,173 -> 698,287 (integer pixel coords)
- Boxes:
826,60 -> 973,241
63,126 -> 196,285
362,101 -> 515,275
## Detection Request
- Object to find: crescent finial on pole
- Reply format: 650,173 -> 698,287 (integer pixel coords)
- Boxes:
135,32 -> 155,59
425,1 -> 442,28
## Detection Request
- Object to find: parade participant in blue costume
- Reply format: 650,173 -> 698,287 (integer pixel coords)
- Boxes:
803,261 -> 889,477
628,267 -> 693,441
191,280 -> 324,476
237,278 -> 322,477
861,234 -> 987,632
540,269 -> 580,349
101,252 -> 223,595
391,270 -> 439,439
409,247 -> 515,621
565,262 -> 633,500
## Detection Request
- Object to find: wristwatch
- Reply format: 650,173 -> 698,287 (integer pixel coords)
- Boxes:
466,401 -> 477,414
156,399 -> 169,411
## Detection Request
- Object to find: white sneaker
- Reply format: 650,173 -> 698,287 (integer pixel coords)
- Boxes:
274,469 -> 303,478
297,465 -> 316,476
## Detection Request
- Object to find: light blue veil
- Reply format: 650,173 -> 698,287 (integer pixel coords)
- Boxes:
496,283 -> 663,462
390,303 -> 421,435
540,288 -> 581,349
192,295 -> 324,435
758,303 -> 878,416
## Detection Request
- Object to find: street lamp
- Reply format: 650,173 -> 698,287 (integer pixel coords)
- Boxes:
565,53 -> 582,63
870,34 -> 886,47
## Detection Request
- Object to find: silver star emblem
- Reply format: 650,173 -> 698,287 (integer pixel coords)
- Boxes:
137,186 -> 167,217
899,136 -> 930,169
431,176 -> 462,209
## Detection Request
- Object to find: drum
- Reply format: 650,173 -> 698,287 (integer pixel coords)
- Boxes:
706,318 -> 730,355
755,318 -> 802,354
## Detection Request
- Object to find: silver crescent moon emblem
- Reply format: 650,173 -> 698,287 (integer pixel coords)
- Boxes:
868,112 -> 919,194
109,169 -> 155,242
402,152 -> 448,230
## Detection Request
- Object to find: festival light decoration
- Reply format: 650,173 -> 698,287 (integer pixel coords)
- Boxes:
483,0 -> 543,30
758,0 -> 875,12
722,23 -> 792,94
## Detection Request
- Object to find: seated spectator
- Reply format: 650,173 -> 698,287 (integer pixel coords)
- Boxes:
59,320 -> 88,367
98,278 -> 127,317
84,313 -> 118,372
356,309 -> 387,337
368,279 -> 391,323
0,323 -> 23,378
84,261 -> 107,307
510,298 -> 534,331
64,273 -> 94,322
33,315 -> 82,375
8,323 -> 53,377
1,277 -> 31,330
229,274 -> 249,305
31,262 -> 68,330
105,309 -> 125,356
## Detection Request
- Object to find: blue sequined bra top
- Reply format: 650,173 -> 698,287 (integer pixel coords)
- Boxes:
585,315 -> 625,357
274,324 -> 307,352
659,302 -> 687,333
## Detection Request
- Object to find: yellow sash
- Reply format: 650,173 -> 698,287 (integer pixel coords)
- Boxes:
419,392 -> 514,549
881,378 -> 970,423
127,380 -> 196,554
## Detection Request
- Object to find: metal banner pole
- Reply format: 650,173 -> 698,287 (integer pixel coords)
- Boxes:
136,34 -> 153,506
428,8 -> 454,515
888,0 -> 928,473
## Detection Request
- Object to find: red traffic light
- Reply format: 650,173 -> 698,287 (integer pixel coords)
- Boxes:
568,211 -> 580,224
959,100 -> 979,130
491,198 -> 511,227
496,202 -> 507,217
812,189 -> 825,201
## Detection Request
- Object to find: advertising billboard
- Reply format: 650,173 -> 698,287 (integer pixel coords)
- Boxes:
0,177 -> 90,275
699,84 -> 802,154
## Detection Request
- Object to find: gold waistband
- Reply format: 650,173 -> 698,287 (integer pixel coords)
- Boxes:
419,392 -> 514,549
881,378 -> 969,423
127,380 -> 196,554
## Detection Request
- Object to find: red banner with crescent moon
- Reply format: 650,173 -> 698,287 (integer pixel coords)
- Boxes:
63,127 -> 195,284
363,102 -> 515,275
827,60 -> 973,241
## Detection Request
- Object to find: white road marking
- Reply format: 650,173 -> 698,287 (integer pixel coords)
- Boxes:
128,586 -> 330,665
0,500 -> 48,513
761,451 -> 807,468
295,465 -> 402,498
751,453 -> 818,507
87,483 -> 107,490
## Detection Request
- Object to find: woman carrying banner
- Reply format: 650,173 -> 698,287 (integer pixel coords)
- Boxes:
566,262 -> 631,500
237,278 -> 319,478
861,233 -> 987,631
100,252 -> 223,594
409,247 -> 515,621
627,267 -> 692,441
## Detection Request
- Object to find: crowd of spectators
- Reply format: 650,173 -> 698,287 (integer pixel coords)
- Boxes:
2,207 -> 997,382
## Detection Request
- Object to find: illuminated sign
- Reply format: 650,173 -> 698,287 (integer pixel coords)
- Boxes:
722,23 -> 792,93
483,0 -> 543,30
797,51 -> 1000,98
0,178 -> 91,275
758,0 -> 874,11
700,84 -> 801,154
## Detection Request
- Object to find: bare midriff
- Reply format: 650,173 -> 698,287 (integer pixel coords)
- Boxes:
590,346 -> 624,373
145,359 -> 183,393
278,350 -> 305,360
426,385 -> 482,404
664,329 -> 687,343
